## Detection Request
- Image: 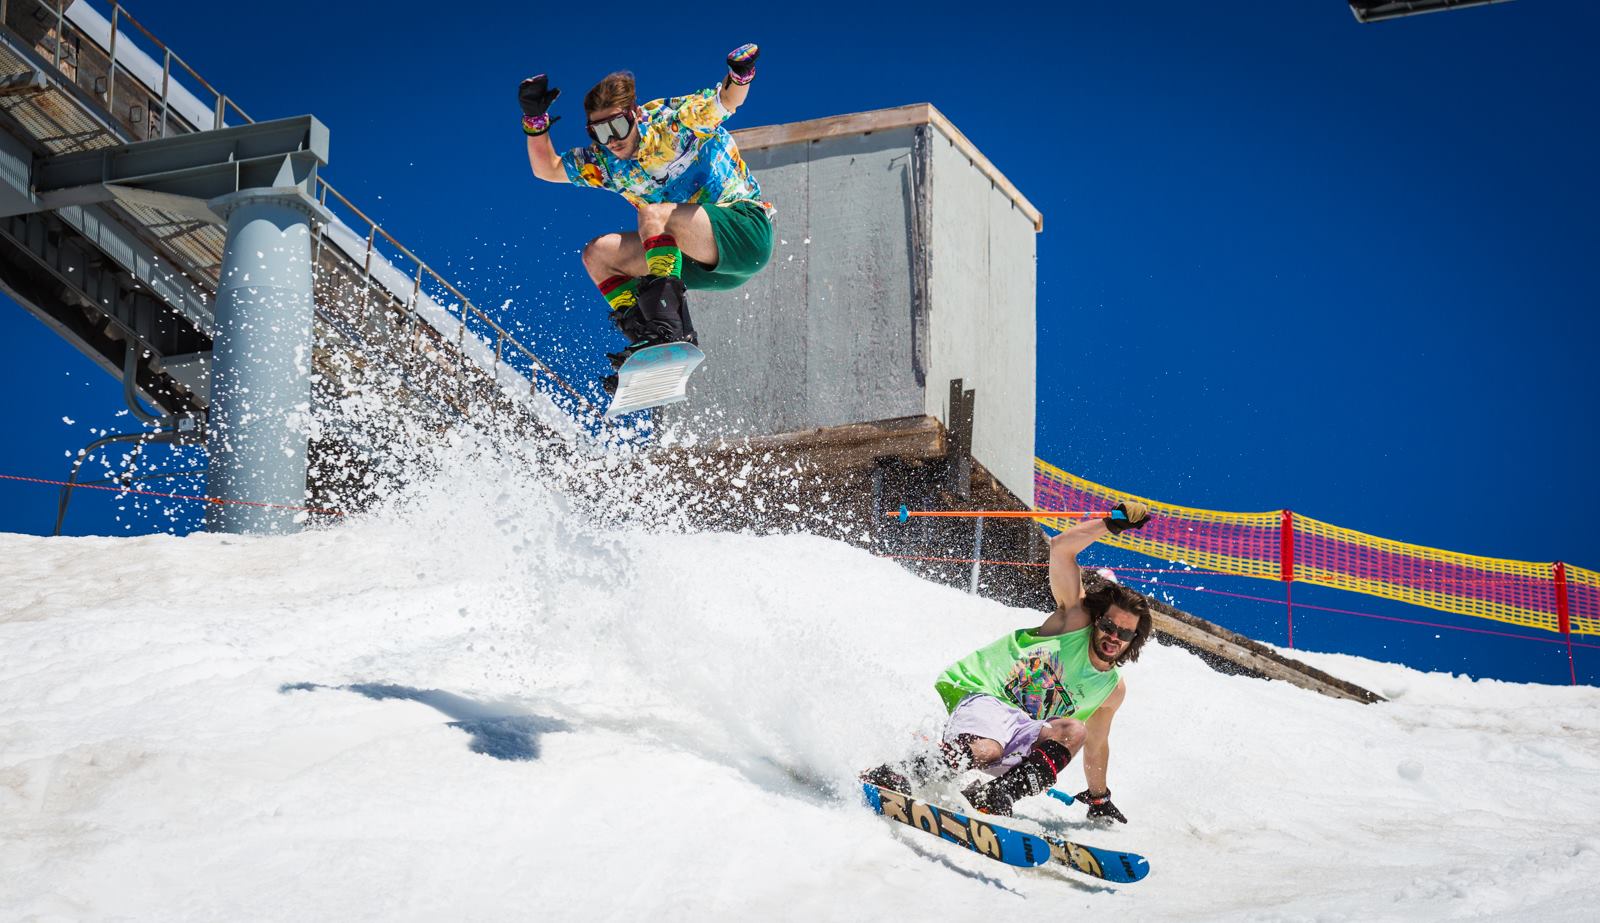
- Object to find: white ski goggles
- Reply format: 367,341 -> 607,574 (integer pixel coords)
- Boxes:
587,111 -> 635,145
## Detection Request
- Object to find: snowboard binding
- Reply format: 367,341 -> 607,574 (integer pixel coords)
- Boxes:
604,275 -> 698,394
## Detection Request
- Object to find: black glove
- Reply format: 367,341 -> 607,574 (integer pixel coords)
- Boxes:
1105,500 -> 1150,536
726,43 -> 759,85
1076,788 -> 1128,823
518,75 -> 561,135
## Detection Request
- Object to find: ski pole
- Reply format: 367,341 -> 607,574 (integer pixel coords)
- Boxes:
887,505 -> 1125,524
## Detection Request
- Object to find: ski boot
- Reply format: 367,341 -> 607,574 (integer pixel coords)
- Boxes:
859,739 -> 976,795
961,739 -> 1073,817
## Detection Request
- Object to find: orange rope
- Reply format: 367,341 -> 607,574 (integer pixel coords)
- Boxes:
0,472 -> 344,516
888,509 -> 1109,519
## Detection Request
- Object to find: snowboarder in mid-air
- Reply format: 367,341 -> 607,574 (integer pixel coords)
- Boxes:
863,501 -> 1153,821
518,44 -> 774,396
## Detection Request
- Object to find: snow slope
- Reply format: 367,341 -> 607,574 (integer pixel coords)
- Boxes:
4,467 -> 1600,921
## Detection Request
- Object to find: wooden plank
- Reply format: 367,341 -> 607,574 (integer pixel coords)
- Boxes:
733,103 -> 1043,233
732,104 -> 933,150
674,414 -> 946,478
710,413 -> 939,447
1151,613 -> 1382,704
924,107 -> 1043,233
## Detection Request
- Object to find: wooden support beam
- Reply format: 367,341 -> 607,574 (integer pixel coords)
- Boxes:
945,379 -> 974,500
665,414 -> 946,481
1083,571 -> 1385,704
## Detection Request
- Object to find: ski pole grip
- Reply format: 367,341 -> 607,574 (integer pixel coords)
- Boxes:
898,504 -> 910,524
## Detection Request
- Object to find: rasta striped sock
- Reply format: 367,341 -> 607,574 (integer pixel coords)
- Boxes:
643,234 -> 682,279
599,275 -> 638,312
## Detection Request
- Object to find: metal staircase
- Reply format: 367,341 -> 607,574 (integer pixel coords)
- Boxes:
0,0 -> 588,529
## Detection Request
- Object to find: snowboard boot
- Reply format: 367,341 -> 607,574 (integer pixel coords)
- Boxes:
961,739 -> 1073,817
636,274 -> 696,346
859,739 -> 976,795
602,275 -> 696,386
603,298 -> 651,392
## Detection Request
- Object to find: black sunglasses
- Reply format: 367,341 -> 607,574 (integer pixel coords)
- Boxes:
587,111 -> 635,145
1095,616 -> 1137,642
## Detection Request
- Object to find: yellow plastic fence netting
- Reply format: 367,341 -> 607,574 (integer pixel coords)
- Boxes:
1033,459 -> 1600,638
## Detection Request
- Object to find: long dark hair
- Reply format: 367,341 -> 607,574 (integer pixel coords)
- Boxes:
1082,583 -> 1154,665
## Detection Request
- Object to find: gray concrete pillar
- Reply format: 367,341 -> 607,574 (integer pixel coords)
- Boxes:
203,188 -> 328,534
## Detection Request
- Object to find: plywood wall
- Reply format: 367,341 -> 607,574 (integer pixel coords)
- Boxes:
924,130 -> 1038,506
660,109 -> 1037,509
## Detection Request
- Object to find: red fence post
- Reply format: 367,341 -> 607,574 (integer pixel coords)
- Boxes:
1281,510 -> 1295,649
1555,562 -> 1575,686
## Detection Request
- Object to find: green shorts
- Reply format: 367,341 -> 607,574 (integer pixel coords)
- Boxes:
682,200 -> 773,292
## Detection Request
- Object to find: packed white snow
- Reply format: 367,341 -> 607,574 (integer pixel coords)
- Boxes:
4,466 -> 1600,921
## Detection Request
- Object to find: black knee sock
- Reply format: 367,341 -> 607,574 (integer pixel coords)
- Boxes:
965,739 -> 1073,816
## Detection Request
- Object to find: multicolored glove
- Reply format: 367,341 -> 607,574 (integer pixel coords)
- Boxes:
1106,500 -> 1150,535
1075,788 -> 1128,823
518,74 -> 561,136
726,43 -> 759,86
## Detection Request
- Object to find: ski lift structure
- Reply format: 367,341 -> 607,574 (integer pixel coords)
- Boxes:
0,0 -> 581,534
1348,0 -> 1515,23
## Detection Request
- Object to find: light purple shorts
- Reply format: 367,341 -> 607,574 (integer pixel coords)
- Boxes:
942,694 -> 1045,775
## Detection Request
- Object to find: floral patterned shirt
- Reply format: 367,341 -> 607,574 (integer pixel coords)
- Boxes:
560,86 -> 771,216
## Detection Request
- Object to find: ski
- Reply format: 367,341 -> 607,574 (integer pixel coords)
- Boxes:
1039,832 -> 1150,883
862,782 -> 1049,868
862,782 -> 1151,883
1042,788 -> 1150,882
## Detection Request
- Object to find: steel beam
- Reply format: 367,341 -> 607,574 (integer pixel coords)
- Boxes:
0,207 -> 209,413
34,115 -> 328,220
1349,0 -> 1514,22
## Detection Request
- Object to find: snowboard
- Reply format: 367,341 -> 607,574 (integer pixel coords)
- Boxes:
863,782 -> 1151,883
604,341 -> 705,418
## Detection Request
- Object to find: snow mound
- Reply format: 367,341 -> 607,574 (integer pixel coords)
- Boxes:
4,459 -> 1600,920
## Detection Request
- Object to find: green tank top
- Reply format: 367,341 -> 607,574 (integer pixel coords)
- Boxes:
935,626 -> 1121,721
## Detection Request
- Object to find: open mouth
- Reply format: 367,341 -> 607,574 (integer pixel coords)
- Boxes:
1099,638 -> 1123,657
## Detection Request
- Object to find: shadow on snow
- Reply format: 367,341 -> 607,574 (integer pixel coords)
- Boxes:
280,681 -> 572,761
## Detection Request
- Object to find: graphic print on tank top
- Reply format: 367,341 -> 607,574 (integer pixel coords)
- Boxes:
1003,650 -> 1077,720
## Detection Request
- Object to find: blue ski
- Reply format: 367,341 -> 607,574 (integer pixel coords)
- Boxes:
1042,788 -> 1150,882
863,782 -> 1151,883
1039,832 -> 1150,883
862,782 -> 1049,868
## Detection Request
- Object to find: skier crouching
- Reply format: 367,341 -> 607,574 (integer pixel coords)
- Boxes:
518,44 -> 774,393
863,502 -> 1153,822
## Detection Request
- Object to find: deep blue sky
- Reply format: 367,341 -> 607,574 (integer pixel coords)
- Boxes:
3,1 -> 1595,682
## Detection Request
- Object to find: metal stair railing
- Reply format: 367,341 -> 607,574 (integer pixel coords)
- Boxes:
3,0 -> 592,419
